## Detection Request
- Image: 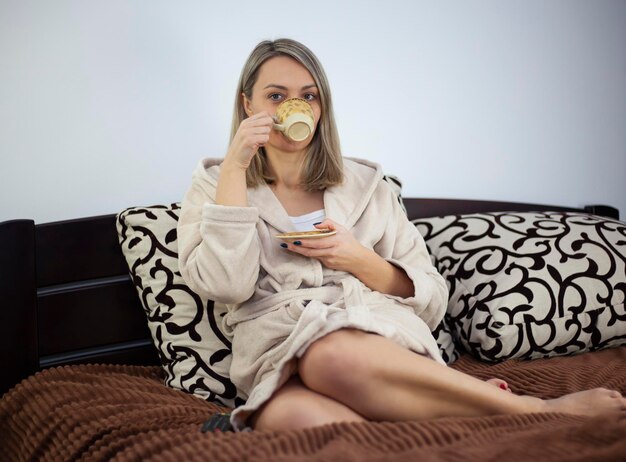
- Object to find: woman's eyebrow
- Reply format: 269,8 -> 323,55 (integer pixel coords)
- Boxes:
263,84 -> 318,90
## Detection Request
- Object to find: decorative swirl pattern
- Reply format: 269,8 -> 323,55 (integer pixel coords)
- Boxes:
413,211 -> 626,362
116,203 -> 246,408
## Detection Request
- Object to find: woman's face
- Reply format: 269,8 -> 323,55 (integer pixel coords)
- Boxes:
243,56 -> 322,153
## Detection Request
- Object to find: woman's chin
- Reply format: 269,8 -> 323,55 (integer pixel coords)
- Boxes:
269,137 -> 311,152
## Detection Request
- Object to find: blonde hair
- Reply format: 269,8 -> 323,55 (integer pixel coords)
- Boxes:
231,38 -> 343,191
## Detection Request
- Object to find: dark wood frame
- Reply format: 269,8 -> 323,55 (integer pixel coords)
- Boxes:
1,198 -> 619,395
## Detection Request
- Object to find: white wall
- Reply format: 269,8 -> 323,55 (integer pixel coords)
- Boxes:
1,0 -> 625,224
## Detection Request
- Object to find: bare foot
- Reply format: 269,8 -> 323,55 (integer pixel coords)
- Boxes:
486,378 -> 513,393
542,388 -> 626,417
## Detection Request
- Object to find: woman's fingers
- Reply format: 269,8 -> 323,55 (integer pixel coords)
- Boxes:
246,112 -> 274,127
251,126 -> 272,135
240,114 -> 273,140
284,242 -> 334,258
314,219 -> 338,231
252,134 -> 269,146
241,116 -> 273,146
224,111 -> 276,168
282,231 -> 339,257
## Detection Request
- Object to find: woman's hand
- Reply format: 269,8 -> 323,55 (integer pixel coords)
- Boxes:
216,112 -> 274,207
283,218 -> 415,298
282,219 -> 368,273
223,112 -> 275,170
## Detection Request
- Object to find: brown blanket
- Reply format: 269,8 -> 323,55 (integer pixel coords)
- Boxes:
2,347 -> 625,461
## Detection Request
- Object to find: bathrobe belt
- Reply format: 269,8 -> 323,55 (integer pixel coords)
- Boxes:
222,278 -> 370,335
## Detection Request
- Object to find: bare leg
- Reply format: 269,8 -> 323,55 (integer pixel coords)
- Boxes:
249,374 -> 367,431
298,329 -> 626,422
250,368 -> 509,430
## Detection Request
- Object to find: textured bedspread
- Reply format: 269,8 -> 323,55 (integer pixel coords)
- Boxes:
2,347 -> 625,462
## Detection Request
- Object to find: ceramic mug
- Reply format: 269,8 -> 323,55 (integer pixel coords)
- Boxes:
273,98 -> 315,141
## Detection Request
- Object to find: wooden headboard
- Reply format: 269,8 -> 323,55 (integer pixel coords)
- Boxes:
1,198 -> 618,395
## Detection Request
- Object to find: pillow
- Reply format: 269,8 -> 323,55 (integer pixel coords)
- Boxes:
431,314 -> 460,364
116,204 -> 246,408
413,211 -> 626,363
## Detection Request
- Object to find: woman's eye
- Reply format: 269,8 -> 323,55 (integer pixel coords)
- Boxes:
269,93 -> 283,102
303,93 -> 317,101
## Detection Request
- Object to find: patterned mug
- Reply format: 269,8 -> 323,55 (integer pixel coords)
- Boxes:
273,98 -> 315,141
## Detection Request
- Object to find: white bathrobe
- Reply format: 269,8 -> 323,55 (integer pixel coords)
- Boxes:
177,156 -> 449,431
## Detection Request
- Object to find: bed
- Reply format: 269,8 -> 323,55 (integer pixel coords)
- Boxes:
1,196 -> 625,461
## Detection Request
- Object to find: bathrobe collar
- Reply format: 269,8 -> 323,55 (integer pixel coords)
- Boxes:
197,156 -> 384,233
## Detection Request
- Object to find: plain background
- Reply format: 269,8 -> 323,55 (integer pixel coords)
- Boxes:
1,0 -> 625,224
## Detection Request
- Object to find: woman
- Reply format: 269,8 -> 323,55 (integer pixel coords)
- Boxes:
178,38 -> 626,432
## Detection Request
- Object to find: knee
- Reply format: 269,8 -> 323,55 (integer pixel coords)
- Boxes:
298,329 -> 373,392
251,389 -> 325,431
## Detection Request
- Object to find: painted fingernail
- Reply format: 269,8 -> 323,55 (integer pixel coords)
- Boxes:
499,383 -> 507,390
313,222 -> 322,225
280,243 -> 288,248
294,241 -> 302,246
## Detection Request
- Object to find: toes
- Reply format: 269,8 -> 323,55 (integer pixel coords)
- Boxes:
486,378 -> 510,391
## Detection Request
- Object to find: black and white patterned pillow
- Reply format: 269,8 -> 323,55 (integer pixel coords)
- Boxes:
116,204 -> 246,408
430,315 -> 460,364
413,211 -> 626,362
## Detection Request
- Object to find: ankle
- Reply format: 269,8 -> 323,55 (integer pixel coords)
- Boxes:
517,395 -> 547,414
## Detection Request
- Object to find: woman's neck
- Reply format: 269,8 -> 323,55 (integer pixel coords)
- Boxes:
264,147 -> 324,216
265,147 -> 307,190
